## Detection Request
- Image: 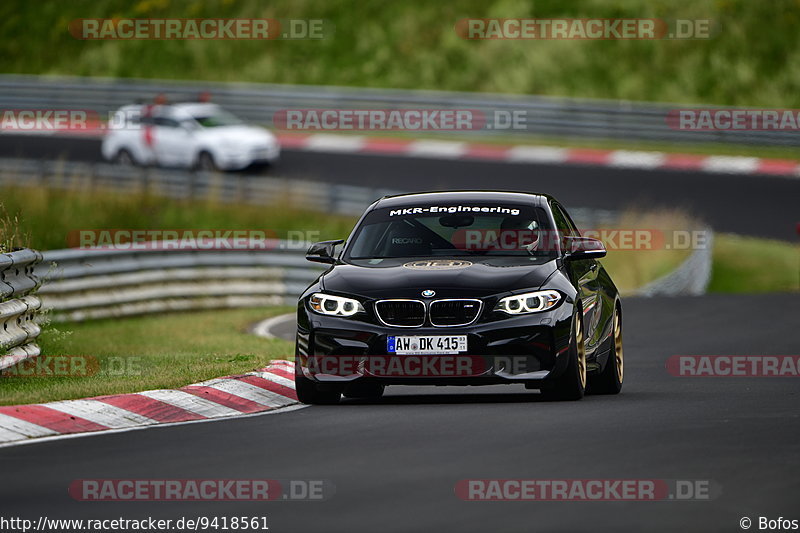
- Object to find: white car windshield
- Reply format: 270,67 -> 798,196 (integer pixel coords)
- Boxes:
345,204 -> 558,259
191,110 -> 243,127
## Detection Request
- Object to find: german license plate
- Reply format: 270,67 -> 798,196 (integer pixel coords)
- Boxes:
387,335 -> 467,355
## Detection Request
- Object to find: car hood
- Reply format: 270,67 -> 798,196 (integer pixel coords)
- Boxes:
198,125 -> 276,146
320,257 -> 558,299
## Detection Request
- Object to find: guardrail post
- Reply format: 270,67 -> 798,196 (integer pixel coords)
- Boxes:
141,167 -> 151,195
0,248 -> 44,372
187,170 -> 196,200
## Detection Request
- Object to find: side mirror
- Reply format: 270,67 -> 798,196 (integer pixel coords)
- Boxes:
306,239 -> 344,264
564,236 -> 606,260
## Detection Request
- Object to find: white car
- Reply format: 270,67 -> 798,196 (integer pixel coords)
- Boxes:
101,103 -> 280,170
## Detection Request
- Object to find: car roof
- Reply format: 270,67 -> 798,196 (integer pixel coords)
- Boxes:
373,190 -> 554,209
167,102 -> 221,116
115,102 -> 221,118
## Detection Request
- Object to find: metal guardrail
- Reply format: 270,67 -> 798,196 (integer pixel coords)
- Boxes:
0,74 -> 796,147
0,157 -> 399,217
36,243 -> 327,322
35,230 -> 713,324
37,243 -> 714,325
638,230 -> 714,297
0,249 -> 43,369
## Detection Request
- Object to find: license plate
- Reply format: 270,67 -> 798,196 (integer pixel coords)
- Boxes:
387,335 -> 467,355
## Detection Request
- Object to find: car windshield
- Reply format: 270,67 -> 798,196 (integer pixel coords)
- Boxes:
345,204 -> 558,259
191,110 -> 243,127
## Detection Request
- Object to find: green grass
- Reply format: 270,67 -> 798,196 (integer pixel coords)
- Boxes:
0,306 -> 295,406
709,234 -> 799,293
602,248 -> 690,295
594,209 -> 696,294
0,205 -> 28,253
1,0 -> 799,107
0,185 -> 358,251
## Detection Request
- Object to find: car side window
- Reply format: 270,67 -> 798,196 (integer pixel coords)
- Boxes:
551,203 -> 577,238
552,203 -> 583,255
557,204 -> 581,237
153,116 -> 179,128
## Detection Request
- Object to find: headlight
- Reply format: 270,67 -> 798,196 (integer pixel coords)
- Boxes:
309,293 -> 364,317
494,290 -> 561,315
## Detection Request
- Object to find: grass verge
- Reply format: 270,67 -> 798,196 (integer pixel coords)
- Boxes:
592,209 -> 697,295
0,306 -> 295,406
0,203 -> 30,253
0,185 -> 357,251
709,234 -> 799,293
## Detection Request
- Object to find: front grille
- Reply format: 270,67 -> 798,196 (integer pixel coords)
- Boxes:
375,300 -> 426,327
251,146 -> 273,159
429,299 -> 482,327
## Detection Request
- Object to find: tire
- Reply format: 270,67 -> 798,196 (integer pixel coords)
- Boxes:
343,381 -> 385,399
196,151 -> 216,171
295,373 -> 341,405
542,310 -> 587,401
248,160 -> 274,173
114,149 -> 135,166
588,306 -> 624,395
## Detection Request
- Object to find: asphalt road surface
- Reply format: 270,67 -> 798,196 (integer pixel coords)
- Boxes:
0,134 -> 798,241
1,294 -> 798,533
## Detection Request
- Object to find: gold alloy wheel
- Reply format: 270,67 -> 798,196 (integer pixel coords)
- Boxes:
614,311 -> 624,383
576,315 -> 587,389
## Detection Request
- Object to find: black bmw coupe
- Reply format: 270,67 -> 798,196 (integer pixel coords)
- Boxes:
295,191 -> 623,403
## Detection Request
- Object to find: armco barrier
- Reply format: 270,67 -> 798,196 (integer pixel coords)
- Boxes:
0,249 -> 43,369
637,230 -> 714,297
0,74 -> 797,147
35,230 -> 714,324
36,243 -> 327,322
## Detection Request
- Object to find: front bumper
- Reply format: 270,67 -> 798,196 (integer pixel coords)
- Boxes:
296,303 -> 574,386
219,144 -> 280,169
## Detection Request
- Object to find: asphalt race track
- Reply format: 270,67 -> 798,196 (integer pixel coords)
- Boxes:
0,133 -> 798,240
1,294 -> 798,532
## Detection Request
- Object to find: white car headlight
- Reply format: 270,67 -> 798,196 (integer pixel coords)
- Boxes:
494,290 -> 561,315
309,293 -> 364,317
